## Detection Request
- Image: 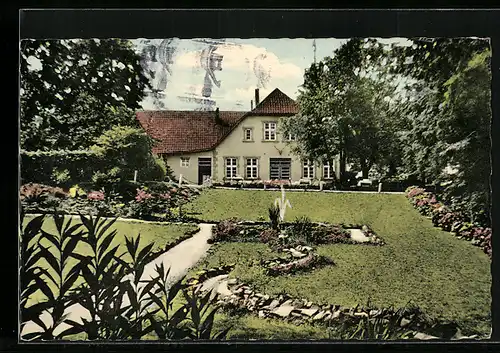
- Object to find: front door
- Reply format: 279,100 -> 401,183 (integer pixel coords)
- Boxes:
198,158 -> 212,185
269,158 -> 291,180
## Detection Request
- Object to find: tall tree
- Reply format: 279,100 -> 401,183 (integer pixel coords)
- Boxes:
280,38 -> 400,182
389,38 -> 491,222
20,39 -> 150,151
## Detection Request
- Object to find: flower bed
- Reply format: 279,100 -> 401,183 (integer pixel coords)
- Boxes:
207,218 -> 385,249
20,181 -> 202,222
405,186 -> 491,258
262,246 -> 336,276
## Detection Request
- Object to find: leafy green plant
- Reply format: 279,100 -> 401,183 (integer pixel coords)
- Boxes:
20,212 -> 86,340
268,205 -> 281,230
20,213 -> 233,341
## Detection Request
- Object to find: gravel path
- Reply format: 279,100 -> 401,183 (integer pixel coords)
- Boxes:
21,224 -> 214,339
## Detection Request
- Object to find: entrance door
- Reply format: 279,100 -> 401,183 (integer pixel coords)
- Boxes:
198,158 -> 212,185
269,158 -> 291,180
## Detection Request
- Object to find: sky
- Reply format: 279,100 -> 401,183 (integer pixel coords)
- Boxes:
133,38 -> 412,111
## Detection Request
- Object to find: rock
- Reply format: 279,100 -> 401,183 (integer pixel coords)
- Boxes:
258,310 -> 266,318
362,225 -> 369,232
282,299 -> 293,307
400,318 -> 411,327
227,278 -> 238,285
369,309 -> 381,317
268,299 -> 281,310
306,301 -> 313,308
300,308 -> 319,317
290,249 -> 307,258
332,311 -> 341,319
216,280 -> 233,297
414,332 -> 439,340
354,312 -> 369,318
313,311 -> 327,321
323,313 -> 332,322
272,304 -> 295,318
200,275 -> 229,292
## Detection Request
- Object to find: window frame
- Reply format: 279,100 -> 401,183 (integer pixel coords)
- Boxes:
225,157 -> 238,179
323,161 -> 334,179
245,157 -> 259,179
180,157 -> 190,168
263,121 -> 277,141
243,127 -> 254,142
302,159 -> 315,179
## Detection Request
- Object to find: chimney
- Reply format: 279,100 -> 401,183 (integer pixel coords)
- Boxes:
255,88 -> 260,105
251,100 -> 254,110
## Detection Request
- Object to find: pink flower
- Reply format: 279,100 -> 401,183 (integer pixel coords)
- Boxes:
135,188 -> 152,202
87,190 -> 105,201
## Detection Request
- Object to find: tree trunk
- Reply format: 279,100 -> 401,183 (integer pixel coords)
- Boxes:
339,149 -> 347,184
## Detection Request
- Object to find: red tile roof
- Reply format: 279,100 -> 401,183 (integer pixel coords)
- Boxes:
250,88 -> 299,115
136,89 -> 298,154
136,110 -> 244,154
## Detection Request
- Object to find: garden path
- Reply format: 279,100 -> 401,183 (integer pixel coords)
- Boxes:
21,223 -> 214,339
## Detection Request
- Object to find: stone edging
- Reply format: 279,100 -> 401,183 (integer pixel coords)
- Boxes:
186,266 -> 439,338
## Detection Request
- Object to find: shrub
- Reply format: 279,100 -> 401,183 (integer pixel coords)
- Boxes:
20,183 -> 68,212
290,216 -> 314,240
259,228 -> 280,244
209,219 -> 242,244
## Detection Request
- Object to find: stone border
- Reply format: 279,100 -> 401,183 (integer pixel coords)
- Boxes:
186,267 -> 438,339
186,266 -> 479,341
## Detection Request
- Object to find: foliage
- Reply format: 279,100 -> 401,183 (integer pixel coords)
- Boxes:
20,183 -> 68,212
20,150 -> 98,186
268,205 -> 281,230
20,39 -> 149,151
327,304 -> 420,340
20,213 -> 230,341
406,186 -> 491,258
208,219 -> 242,244
391,40 -> 491,223
89,125 -> 166,186
280,38 -> 401,181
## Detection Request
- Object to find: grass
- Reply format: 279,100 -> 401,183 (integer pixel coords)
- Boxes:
187,189 -> 492,336
21,214 -> 199,307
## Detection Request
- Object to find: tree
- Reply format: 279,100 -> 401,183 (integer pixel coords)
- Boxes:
89,126 -> 166,186
389,39 -> 491,223
280,38 -> 401,182
20,39 -> 150,151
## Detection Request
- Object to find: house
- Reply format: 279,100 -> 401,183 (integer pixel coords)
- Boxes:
136,88 -> 341,185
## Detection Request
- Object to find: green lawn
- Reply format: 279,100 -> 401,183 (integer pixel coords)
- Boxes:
187,189 -> 492,336
22,215 -> 199,307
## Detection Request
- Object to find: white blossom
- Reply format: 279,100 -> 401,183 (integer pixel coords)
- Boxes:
55,93 -> 63,100
91,77 -> 98,83
124,85 -> 131,91
78,59 -> 88,66
64,87 -> 72,93
43,82 -> 51,89
97,71 -> 104,77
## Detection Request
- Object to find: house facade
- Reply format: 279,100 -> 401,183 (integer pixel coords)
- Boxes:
137,88 -> 341,185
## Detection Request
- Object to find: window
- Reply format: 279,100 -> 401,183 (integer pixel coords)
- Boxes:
180,157 -> 190,168
286,133 -> 296,141
245,158 -> 258,179
244,128 -> 253,141
264,122 -> 277,141
323,161 -> 333,179
303,160 -> 315,179
225,158 -> 238,179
